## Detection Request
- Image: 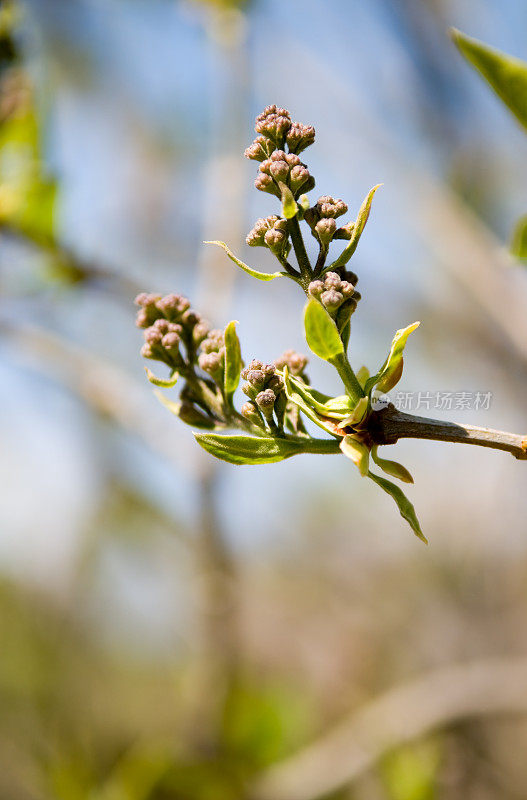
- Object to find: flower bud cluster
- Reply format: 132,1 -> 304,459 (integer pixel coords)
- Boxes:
304,196 -> 349,247
198,329 -> 225,382
246,214 -> 290,257
255,149 -> 314,199
136,293 -> 211,368
274,349 -> 309,378
240,359 -> 284,425
308,271 -> 361,324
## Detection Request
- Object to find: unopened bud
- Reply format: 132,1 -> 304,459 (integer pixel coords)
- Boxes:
255,172 -> 280,196
317,196 -> 348,219
269,159 -> 289,182
241,401 -> 264,426
274,349 -> 308,376
315,218 -> 337,246
264,227 -> 287,255
244,135 -> 274,162
246,215 -> 279,247
198,351 -> 223,378
324,272 -> 341,289
161,332 -> 180,352
321,289 -> 344,312
255,389 -> 276,410
286,122 -> 315,154
308,280 -> 324,297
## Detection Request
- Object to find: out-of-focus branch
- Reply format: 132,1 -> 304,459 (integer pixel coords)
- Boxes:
1,319 -> 197,474
0,221 -> 143,299
252,656 -> 527,800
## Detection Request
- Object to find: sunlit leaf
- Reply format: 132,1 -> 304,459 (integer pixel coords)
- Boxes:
356,365 -> 370,388
371,445 -> 414,484
279,181 -> 298,219
284,372 -> 352,420
304,298 -> 344,361
145,367 -> 178,388
283,367 -> 341,436
339,396 -> 369,429
369,471 -> 426,542
194,432 -> 338,464
367,322 -> 420,394
204,241 -> 286,281
451,28 -> 527,131
340,435 -> 369,476
223,320 -> 242,403
327,184 -> 382,270
511,214 -> 527,259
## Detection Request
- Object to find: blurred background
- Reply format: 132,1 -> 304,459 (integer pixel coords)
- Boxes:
2,0 -> 527,797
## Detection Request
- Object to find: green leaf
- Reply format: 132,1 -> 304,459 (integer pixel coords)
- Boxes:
371,445 -> 414,484
145,367 -> 178,388
511,214 -> 527,259
194,433 -> 338,465
339,396 -> 369,429
356,365 -> 370,389
223,320 -> 242,403
279,181 -> 298,219
284,373 -> 352,420
298,194 -> 310,212
368,471 -> 426,542
367,321 -> 420,395
304,298 -> 344,361
327,184 -> 382,270
283,368 -> 341,436
204,241 -> 286,282
340,435 -> 370,476
451,28 -> 527,131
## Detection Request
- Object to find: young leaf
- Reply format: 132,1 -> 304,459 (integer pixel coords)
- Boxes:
279,181 -> 298,219
451,29 -> 527,132
145,368 -> 178,388
368,471 -> 426,543
356,365 -> 370,389
283,368 -> 342,436
285,373 -> 352,419
304,298 -> 344,361
339,396 -> 369,429
223,320 -> 242,404
371,445 -> 414,484
340,435 -> 369,476
194,433 -> 338,465
326,184 -> 382,270
204,241 -> 286,282
511,214 -> 527,259
367,321 -> 420,394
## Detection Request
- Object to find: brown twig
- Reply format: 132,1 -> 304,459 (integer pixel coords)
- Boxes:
369,404 -> 527,460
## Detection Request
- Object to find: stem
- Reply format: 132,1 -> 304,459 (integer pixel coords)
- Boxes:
292,437 -> 341,455
288,217 -> 312,284
369,406 -> 527,460
330,353 -> 365,404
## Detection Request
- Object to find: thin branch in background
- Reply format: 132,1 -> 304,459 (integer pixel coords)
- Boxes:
252,656 -> 527,800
